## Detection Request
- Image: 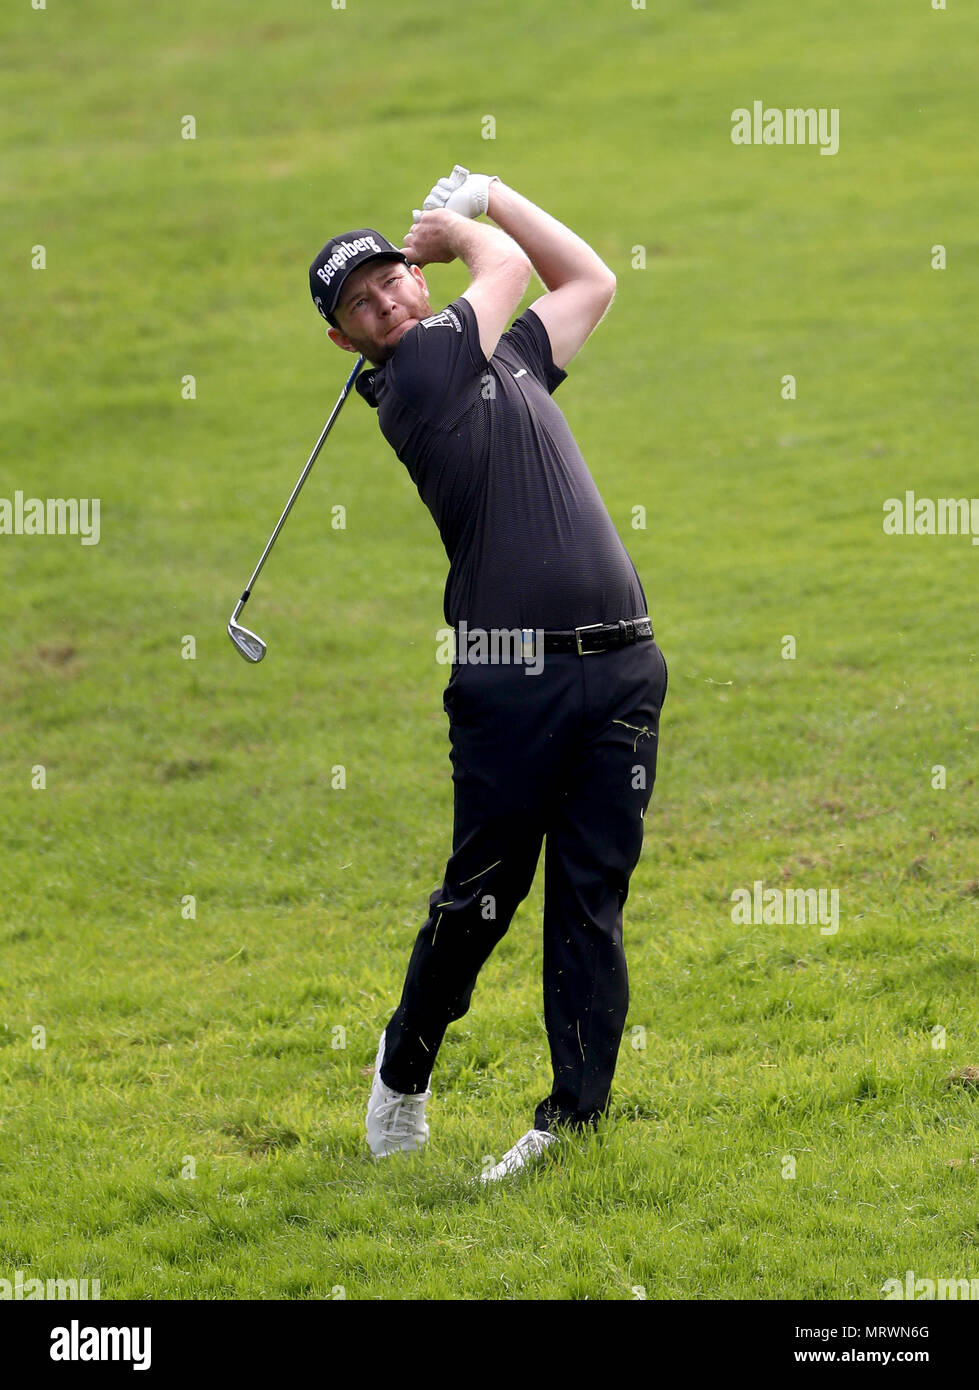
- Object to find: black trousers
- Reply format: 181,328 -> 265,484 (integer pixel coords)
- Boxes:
381,637 -> 668,1132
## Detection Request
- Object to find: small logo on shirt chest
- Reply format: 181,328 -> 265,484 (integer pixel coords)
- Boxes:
420,308 -> 462,332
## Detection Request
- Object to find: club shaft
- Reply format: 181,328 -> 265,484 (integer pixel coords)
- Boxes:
233,354 -> 365,620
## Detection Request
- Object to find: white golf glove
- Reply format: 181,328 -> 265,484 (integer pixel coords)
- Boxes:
412,165 -> 498,222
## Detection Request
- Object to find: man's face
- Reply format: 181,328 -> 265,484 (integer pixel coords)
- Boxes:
327,258 -> 431,365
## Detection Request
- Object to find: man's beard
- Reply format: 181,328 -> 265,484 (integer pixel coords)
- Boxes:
353,292 -> 430,366
360,333 -> 397,367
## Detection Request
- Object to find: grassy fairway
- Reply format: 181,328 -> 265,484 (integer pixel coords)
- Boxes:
1,0 -> 976,1300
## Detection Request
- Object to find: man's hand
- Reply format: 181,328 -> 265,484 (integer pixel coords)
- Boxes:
401,209 -> 463,268
412,165 -> 498,222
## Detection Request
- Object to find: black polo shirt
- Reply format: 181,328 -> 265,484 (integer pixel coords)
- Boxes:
354,296 -> 648,631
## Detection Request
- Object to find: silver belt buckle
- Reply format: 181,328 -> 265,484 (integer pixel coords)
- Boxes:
574,622 -> 604,656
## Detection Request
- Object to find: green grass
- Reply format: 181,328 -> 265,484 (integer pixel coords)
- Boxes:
0,0 -> 977,1300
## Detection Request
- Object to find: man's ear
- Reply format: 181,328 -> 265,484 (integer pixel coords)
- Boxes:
409,265 -> 428,298
328,325 -> 357,353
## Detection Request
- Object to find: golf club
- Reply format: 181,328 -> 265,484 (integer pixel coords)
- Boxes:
228,352 -> 365,662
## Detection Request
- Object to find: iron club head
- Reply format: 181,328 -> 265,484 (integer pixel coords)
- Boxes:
228,618 -> 267,663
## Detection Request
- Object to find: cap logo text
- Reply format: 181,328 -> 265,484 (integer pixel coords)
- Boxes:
315,236 -> 383,289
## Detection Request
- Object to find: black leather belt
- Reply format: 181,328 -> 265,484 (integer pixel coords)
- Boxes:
532,616 -> 654,656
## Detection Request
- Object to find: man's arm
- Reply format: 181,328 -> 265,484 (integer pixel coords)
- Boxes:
484,182 -> 616,370
402,209 -> 531,362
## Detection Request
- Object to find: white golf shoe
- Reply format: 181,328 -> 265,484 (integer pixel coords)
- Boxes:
479,1128 -> 558,1183
366,1030 -> 431,1158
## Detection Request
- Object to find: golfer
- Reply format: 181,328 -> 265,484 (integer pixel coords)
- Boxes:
309,168 -> 668,1180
